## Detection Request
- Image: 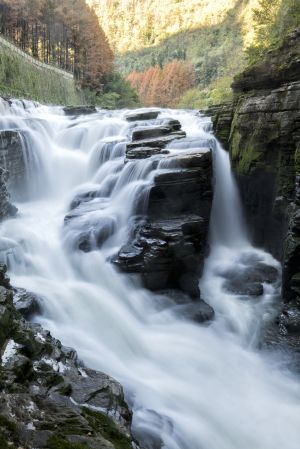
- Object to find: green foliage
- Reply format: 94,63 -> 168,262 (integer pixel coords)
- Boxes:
0,433 -> 9,449
47,435 -> 90,449
118,2 -> 246,108
82,72 -> 141,109
0,415 -> 16,433
178,75 -> 233,109
0,45 -> 81,105
247,0 -> 300,63
101,73 -> 141,109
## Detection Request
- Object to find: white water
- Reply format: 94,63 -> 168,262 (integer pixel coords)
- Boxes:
0,100 -> 300,449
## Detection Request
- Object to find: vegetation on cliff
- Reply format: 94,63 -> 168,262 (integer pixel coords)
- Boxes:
0,44 -> 80,104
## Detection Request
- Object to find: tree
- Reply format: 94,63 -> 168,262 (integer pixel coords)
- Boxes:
0,0 -> 114,91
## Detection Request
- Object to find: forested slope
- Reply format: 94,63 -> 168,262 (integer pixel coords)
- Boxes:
89,0 -> 300,108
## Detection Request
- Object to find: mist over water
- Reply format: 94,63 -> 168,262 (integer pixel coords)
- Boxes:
0,100 -> 299,449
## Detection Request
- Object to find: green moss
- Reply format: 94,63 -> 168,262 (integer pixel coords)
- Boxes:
0,415 -> 16,433
0,46 -> 81,105
44,373 -> 64,388
0,433 -> 9,449
58,383 -> 73,396
47,435 -> 90,449
81,408 -> 132,449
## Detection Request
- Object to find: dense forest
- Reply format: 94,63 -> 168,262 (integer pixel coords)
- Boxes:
89,0 -> 300,108
0,0 -> 113,92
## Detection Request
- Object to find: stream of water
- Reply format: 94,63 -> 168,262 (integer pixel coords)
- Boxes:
0,101 -> 299,449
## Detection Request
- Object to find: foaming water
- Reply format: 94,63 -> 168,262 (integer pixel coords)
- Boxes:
0,101 -> 299,449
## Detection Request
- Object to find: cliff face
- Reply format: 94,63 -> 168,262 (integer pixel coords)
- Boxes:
208,26 -> 300,350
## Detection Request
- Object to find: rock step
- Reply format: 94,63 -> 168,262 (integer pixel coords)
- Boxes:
126,146 -> 168,161
125,109 -> 160,122
114,215 -> 208,298
127,131 -> 186,149
132,125 -> 179,141
148,152 -> 212,218
63,105 -> 97,115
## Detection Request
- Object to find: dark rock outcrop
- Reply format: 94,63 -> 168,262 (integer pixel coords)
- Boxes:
63,105 -> 97,116
201,103 -> 234,149
232,27 -> 300,93
0,130 -> 26,200
114,147 -> 212,300
0,265 -> 135,449
114,215 -> 208,298
0,167 -> 17,221
147,150 -> 212,218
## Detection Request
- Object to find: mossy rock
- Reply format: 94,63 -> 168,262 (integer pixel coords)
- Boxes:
47,435 -> 90,449
0,432 -> 9,449
81,408 -> 132,449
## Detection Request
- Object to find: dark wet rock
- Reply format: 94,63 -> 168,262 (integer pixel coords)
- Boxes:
0,264 -> 11,289
148,150 -> 212,218
0,130 -> 26,201
126,146 -> 168,161
125,110 -> 160,122
127,131 -> 186,150
114,215 -> 208,298
13,288 -> 42,319
69,188 -> 102,210
132,125 -> 179,141
0,268 -> 135,449
202,102 -> 234,148
224,280 -> 264,297
115,143 -> 213,300
64,204 -> 116,252
161,118 -> 182,132
171,301 -> 215,323
0,167 -> 17,221
221,262 -> 279,297
63,105 -> 97,116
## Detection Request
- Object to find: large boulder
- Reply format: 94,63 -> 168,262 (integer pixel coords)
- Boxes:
114,215 -> 208,298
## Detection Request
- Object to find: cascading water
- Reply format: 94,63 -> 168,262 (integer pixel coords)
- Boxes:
0,100 -> 300,449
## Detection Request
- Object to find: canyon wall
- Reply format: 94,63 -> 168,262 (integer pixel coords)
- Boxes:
208,26 -> 300,349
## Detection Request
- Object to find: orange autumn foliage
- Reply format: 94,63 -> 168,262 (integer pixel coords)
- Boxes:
126,60 -> 196,107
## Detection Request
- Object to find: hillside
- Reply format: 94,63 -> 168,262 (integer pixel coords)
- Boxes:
87,0 -> 255,54
88,0 -> 300,109
87,0 -> 259,107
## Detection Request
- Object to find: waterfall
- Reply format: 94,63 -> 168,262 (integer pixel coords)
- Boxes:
0,102 -> 299,449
